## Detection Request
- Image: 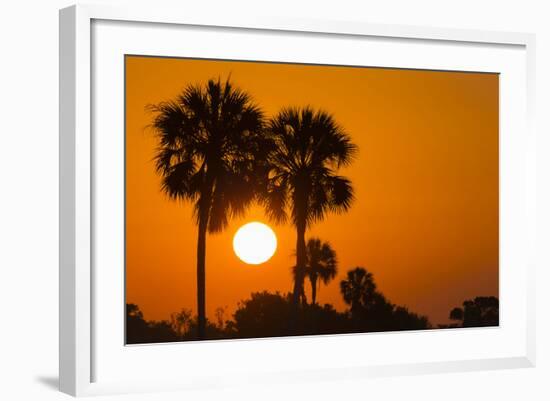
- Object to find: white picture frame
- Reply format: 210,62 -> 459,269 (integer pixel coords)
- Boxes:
59,3 -> 536,397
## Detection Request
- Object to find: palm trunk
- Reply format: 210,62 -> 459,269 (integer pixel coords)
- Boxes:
196,174 -> 214,340
196,215 -> 207,339
195,168 -> 215,340
292,219 -> 306,305
311,276 -> 318,305
289,218 -> 307,333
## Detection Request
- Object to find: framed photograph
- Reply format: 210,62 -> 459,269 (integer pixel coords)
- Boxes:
59,4 -> 536,397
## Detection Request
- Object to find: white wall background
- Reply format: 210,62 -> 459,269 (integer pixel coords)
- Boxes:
0,0 -> 548,399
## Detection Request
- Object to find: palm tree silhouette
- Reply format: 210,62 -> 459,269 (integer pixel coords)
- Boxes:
150,78 -> 267,338
260,106 -> 357,318
340,267 -> 377,316
292,238 -> 337,305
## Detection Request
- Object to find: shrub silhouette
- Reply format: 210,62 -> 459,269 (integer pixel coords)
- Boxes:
449,296 -> 499,327
126,303 -> 180,344
232,291 -> 293,338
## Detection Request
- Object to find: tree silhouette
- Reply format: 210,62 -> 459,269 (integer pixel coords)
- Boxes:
170,308 -> 192,337
126,303 -> 149,344
150,78 -> 267,338
449,296 -> 499,327
126,303 -> 180,344
339,267 -> 429,331
340,267 -> 377,316
232,291 -> 293,338
127,272 -> 431,343
260,107 -> 357,321
231,291 -> 351,337
390,306 -> 430,331
292,238 -> 337,305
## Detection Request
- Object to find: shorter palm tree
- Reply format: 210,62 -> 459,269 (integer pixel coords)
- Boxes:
340,267 -> 377,315
293,238 -> 337,305
340,267 -> 397,331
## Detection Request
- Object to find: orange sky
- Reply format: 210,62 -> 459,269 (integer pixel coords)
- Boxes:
125,55 -> 499,326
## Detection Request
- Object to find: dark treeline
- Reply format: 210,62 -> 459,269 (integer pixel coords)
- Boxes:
126,265 -> 499,344
439,296 -> 499,329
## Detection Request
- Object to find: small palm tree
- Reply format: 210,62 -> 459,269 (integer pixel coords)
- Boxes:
260,107 -> 357,315
292,238 -> 337,305
150,78 -> 267,339
340,267 -> 377,315
341,267 -> 397,330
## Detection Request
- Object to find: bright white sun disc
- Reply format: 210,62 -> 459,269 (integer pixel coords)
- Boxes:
233,222 -> 277,265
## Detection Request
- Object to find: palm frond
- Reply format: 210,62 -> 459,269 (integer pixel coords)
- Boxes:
158,159 -> 198,201
327,175 -> 354,212
150,77 -> 269,234
265,106 -> 357,229
259,179 -> 288,224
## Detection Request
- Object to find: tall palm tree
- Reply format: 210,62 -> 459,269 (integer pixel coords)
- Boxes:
150,78 -> 267,339
292,238 -> 337,305
260,106 -> 357,317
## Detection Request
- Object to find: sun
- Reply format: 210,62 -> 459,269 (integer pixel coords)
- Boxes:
233,222 -> 277,265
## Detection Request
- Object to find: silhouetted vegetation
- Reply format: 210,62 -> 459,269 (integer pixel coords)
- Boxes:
127,267 -> 439,344
230,292 -> 351,337
448,296 -> 499,327
340,267 -> 430,332
126,303 -> 180,344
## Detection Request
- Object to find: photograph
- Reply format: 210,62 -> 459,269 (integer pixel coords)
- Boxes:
125,55 -> 499,344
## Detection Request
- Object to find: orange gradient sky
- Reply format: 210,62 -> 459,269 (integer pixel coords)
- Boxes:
125,55 -> 499,326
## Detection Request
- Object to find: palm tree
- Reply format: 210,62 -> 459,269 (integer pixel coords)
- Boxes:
260,106 -> 357,316
292,238 -> 337,305
340,267 -> 377,316
150,78 -> 267,339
